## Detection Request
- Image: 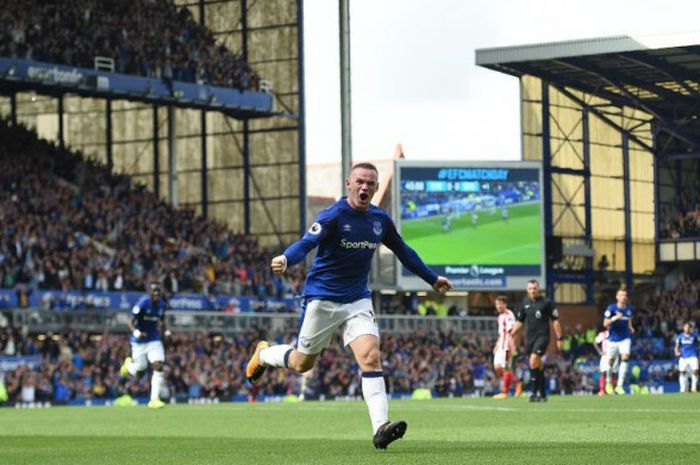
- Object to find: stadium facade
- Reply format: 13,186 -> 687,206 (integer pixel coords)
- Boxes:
477,32 -> 700,303
0,0 -> 305,248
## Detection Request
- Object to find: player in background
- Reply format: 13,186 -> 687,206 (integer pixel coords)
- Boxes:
501,204 -> 509,224
454,201 -> 462,219
471,211 -> 478,229
442,210 -> 452,232
593,327 -> 615,396
603,289 -> 634,395
510,279 -> 563,402
675,321 -> 699,393
246,163 -> 453,450
492,295 -> 523,399
120,282 -> 168,409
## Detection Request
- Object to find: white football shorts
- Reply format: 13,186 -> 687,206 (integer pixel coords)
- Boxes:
131,340 -> 165,368
296,298 -> 379,355
679,356 -> 699,373
493,349 -> 511,368
607,338 -> 631,360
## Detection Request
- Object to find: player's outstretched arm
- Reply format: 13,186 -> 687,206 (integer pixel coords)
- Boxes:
382,217 -> 439,286
432,276 -> 453,293
271,255 -> 288,275
274,211 -> 334,275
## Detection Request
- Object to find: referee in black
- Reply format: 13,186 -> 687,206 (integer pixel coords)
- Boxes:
510,279 -> 563,402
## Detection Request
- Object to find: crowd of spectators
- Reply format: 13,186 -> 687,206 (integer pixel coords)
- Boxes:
0,120 -> 305,298
0,0 -> 259,90
0,319 -> 685,405
658,181 -> 700,239
635,278 -> 700,356
660,209 -> 700,239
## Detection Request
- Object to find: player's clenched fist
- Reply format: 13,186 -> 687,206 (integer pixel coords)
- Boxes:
432,276 -> 453,293
271,255 -> 288,274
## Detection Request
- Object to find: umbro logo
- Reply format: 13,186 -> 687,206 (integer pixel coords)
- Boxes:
343,224 -> 352,232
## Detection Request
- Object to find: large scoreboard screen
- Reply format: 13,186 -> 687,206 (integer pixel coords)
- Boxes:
394,160 -> 545,290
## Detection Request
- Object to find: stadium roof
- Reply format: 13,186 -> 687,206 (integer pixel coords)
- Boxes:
476,31 -> 700,155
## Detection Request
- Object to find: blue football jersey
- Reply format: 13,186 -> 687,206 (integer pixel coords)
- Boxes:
677,332 -> 699,359
284,198 -> 437,303
131,296 -> 166,343
604,303 -> 633,342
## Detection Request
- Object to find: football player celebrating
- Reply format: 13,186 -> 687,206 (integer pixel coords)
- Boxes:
246,162 -> 453,450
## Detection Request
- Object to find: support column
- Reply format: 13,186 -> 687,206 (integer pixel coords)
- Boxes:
582,108 -> 593,303
652,122 -> 660,245
200,110 -> 208,218
339,0 -> 352,190
242,0 -> 250,234
297,0 -> 307,235
167,105 -> 177,206
243,118 -> 251,234
57,96 -> 64,148
10,92 -> 17,125
106,99 -> 113,171
153,104 -> 160,197
541,80 -> 554,299
622,133 -> 633,290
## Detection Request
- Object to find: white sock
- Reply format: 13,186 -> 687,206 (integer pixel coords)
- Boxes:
617,361 -> 628,387
362,372 -> 388,434
680,374 -> 688,392
260,344 -> 294,368
151,371 -> 164,401
692,374 -> 698,391
605,363 -> 613,384
300,372 -> 309,399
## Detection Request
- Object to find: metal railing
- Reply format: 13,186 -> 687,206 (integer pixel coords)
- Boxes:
3,309 -> 497,335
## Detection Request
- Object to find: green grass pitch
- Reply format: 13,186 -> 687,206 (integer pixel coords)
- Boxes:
2,395 -> 699,465
401,203 -> 542,265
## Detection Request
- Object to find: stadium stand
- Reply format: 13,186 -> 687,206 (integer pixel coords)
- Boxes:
660,207 -> 700,239
0,327 -> 511,403
0,119 -> 305,298
1,292 -> 692,405
0,0 -> 259,89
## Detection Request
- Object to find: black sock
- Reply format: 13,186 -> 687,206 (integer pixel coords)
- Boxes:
529,368 -> 538,394
538,369 -> 546,397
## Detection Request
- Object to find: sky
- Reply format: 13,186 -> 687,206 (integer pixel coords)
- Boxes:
303,0 -> 700,165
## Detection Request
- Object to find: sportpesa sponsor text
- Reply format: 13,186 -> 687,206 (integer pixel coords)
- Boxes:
339,238 -> 379,249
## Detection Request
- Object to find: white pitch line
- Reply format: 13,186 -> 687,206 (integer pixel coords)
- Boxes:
261,405 -> 694,414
